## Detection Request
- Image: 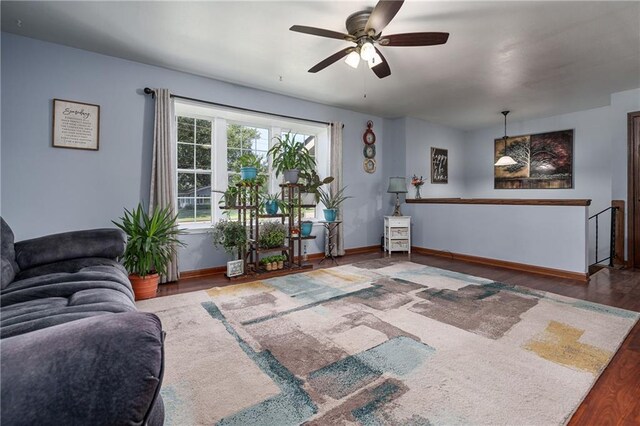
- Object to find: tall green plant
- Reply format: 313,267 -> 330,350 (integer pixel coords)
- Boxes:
268,133 -> 316,177
112,204 -> 186,278
317,186 -> 353,210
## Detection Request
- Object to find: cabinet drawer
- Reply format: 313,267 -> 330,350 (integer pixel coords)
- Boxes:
386,217 -> 410,227
390,228 -> 408,238
389,239 -> 409,250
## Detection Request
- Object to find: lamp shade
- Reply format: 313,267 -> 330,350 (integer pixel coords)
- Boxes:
387,177 -> 408,193
345,51 -> 360,69
494,155 -> 518,166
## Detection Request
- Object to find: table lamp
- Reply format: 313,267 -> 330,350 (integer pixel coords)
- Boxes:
387,177 -> 408,216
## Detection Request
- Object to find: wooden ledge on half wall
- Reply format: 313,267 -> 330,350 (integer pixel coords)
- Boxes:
406,198 -> 591,206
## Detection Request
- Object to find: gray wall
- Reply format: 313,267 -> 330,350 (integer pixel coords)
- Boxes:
404,117 -> 466,198
1,33 -> 388,271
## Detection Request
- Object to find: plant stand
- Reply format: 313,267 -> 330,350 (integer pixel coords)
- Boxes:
221,182 -> 316,279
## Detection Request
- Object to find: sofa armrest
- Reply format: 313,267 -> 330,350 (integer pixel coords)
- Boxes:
14,228 -> 126,271
1,312 -> 164,426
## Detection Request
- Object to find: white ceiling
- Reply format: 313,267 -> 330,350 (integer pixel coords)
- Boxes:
2,1 -> 639,130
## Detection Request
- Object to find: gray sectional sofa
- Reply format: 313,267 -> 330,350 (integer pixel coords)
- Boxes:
0,218 -> 165,425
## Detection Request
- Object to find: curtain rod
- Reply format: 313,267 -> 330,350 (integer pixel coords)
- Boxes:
143,87 -> 341,127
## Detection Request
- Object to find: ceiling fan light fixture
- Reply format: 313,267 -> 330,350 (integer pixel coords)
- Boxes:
345,51 -> 360,69
368,52 -> 383,68
360,41 -> 375,61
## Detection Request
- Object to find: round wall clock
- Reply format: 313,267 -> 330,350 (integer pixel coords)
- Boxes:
363,158 -> 376,174
363,144 -> 376,159
363,120 -> 376,145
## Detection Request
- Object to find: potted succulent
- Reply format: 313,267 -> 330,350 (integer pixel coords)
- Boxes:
318,186 -> 353,222
112,204 -> 186,300
299,169 -> 334,205
234,152 -> 263,181
210,220 -> 248,276
258,221 -> 287,249
268,133 -> 316,184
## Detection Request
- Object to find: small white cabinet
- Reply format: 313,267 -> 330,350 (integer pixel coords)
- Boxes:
384,216 -> 411,254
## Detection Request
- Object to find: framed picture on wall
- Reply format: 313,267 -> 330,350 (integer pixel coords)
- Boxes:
494,129 -> 573,189
431,147 -> 448,183
52,99 -> 100,151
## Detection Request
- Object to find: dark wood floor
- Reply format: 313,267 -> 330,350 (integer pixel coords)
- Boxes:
158,251 -> 640,425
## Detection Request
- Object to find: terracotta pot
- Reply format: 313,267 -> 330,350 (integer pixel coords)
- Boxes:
129,273 -> 159,301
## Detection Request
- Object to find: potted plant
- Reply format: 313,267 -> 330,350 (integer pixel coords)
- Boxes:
300,221 -> 313,237
234,152 -> 263,181
213,186 -> 239,209
112,204 -> 186,301
262,192 -> 281,215
268,133 -> 316,184
210,220 -> 248,276
318,186 -> 353,222
300,169 -> 334,204
258,221 -> 287,249
276,255 -> 285,269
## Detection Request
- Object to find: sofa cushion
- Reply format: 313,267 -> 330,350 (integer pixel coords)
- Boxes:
14,228 -> 126,270
1,218 -> 19,289
1,312 -> 164,426
15,257 -> 127,281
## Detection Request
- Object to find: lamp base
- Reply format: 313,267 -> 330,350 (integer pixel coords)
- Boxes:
392,193 -> 403,216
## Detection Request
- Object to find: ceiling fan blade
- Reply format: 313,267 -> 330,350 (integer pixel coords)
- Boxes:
371,47 -> 391,79
379,32 -> 449,47
290,25 -> 353,41
308,47 -> 355,73
365,0 -> 405,34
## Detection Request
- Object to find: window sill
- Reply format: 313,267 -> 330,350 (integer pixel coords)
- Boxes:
179,224 -> 212,235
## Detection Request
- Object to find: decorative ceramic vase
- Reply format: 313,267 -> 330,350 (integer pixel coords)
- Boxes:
415,186 -> 422,199
271,261 -> 278,270
240,166 -> 257,181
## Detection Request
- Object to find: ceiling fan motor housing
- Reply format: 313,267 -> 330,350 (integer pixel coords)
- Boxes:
346,9 -> 374,39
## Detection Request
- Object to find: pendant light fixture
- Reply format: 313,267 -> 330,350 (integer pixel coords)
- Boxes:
494,110 -> 518,166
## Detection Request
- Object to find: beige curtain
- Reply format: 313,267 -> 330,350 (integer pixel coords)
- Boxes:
327,121 -> 345,256
149,88 -> 179,283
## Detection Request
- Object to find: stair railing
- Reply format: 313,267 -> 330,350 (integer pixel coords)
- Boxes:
588,206 -> 618,267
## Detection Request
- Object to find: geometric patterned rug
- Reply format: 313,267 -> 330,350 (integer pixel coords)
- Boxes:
138,259 -> 639,425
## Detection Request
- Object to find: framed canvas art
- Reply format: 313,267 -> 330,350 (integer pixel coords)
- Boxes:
494,129 -> 573,189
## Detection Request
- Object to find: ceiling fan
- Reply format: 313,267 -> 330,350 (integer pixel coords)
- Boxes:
290,0 -> 449,79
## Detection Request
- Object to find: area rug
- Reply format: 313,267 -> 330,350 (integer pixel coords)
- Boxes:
137,260 -> 639,425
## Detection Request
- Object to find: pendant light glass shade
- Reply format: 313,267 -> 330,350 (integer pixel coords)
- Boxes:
494,154 -> 518,166
360,42 -> 376,61
345,51 -> 360,69
494,111 -> 517,167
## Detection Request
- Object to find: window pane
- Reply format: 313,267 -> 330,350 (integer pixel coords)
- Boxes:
177,143 -> 194,169
194,198 -> 211,222
196,173 -> 211,194
178,172 -> 195,196
227,149 -> 241,172
226,124 -> 245,150
195,119 -> 212,145
177,197 -> 195,223
177,117 -> 194,143
304,136 -> 316,157
195,145 -> 211,169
